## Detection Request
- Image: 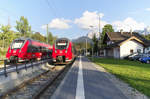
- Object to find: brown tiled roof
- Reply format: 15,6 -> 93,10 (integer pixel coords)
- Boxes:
106,32 -> 150,47
107,32 -> 135,41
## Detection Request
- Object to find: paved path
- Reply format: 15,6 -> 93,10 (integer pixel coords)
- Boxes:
51,56 -> 128,99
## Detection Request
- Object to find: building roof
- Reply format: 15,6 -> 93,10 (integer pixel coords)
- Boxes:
104,32 -> 150,48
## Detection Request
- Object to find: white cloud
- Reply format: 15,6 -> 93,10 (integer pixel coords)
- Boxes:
145,8 -> 150,11
74,11 -> 107,30
112,17 -> 146,31
41,18 -> 71,30
41,11 -> 146,34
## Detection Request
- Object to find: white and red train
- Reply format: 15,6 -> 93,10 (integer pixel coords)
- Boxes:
6,38 -> 52,63
52,38 -> 76,64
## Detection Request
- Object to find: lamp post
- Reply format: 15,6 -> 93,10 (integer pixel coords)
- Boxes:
47,24 -> 49,43
89,25 -> 95,57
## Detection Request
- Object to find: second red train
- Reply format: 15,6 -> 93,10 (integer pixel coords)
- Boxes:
52,38 -> 76,64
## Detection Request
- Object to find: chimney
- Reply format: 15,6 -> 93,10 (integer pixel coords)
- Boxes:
120,29 -> 123,35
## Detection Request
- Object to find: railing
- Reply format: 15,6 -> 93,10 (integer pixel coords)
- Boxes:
1,58 -> 52,77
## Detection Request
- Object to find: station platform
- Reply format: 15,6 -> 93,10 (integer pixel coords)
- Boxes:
51,56 -> 128,99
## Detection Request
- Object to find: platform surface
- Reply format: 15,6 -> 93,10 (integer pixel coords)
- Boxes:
51,56 -> 128,99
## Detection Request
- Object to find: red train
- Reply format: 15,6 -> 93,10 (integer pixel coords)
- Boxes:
52,38 -> 76,64
6,38 -> 52,63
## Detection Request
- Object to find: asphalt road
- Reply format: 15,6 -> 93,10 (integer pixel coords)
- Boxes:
51,56 -> 128,99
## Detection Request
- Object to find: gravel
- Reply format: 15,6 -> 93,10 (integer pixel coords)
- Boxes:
39,64 -> 72,99
4,65 -> 65,99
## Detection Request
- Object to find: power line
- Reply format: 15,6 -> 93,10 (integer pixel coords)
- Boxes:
45,0 -> 58,18
50,0 -> 63,17
0,7 -> 17,24
0,7 -> 16,16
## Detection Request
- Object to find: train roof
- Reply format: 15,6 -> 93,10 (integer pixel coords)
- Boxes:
14,37 -> 47,44
56,38 -> 70,42
14,37 -> 52,49
14,37 -> 31,41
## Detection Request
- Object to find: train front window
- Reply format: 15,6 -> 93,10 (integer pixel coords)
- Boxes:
56,40 -> 68,50
11,40 -> 24,49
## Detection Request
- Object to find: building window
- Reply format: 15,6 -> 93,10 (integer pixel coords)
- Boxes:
130,49 -> 133,54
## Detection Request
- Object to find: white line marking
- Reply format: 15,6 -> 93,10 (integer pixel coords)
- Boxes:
75,56 -> 85,99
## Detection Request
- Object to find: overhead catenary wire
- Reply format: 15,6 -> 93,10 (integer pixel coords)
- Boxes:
44,0 -> 80,40
45,0 -> 58,18
44,0 -> 68,40
0,7 -> 18,26
50,0 -> 63,17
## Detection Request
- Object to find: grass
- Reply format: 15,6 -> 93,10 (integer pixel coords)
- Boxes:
89,57 -> 150,97
0,48 -> 7,67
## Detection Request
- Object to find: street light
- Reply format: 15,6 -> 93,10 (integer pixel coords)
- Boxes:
46,24 -> 49,43
89,25 -> 95,58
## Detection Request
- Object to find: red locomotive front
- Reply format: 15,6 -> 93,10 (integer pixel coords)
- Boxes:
52,38 -> 75,64
6,38 -> 28,62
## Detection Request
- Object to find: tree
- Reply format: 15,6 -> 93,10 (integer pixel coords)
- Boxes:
31,32 -> 46,42
92,34 -> 98,54
0,25 -> 16,48
47,32 -> 57,45
16,16 -> 31,37
100,24 -> 114,47
74,42 -> 91,55
144,34 -> 150,40
31,32 -> 57,45
92,34 -> 97,43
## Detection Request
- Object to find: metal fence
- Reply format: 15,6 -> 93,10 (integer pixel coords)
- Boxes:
1,58 -> 52,77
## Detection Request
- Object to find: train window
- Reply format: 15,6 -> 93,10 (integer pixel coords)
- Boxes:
27,45 -> 37,53
32,46 -> 39,52
27,45 -> 33,52
56,40 -> 68,50
11,40 -> 24,49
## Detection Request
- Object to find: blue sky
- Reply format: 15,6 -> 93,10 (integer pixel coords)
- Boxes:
1,0 -> 150,39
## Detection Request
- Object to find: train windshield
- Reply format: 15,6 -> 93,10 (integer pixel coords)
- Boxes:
56,40 -> 68,50
11,40 -> 25,49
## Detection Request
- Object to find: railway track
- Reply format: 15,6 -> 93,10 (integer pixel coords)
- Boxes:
0,61 -> 73,99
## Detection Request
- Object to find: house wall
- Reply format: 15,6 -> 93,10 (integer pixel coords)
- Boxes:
105,48 -> 114,58
113,47 -> 120,58
120,40 -> 144,59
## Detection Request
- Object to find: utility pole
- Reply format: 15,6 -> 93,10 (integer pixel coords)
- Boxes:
92,47 -> 93,61
89,25 -> 94,57
86,38 -> 87,56
99,15 -> 101,39
47,24 -> 49,43
98,15 -> 101,56
8,16 -> 10,26
3,37 -> 4,48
